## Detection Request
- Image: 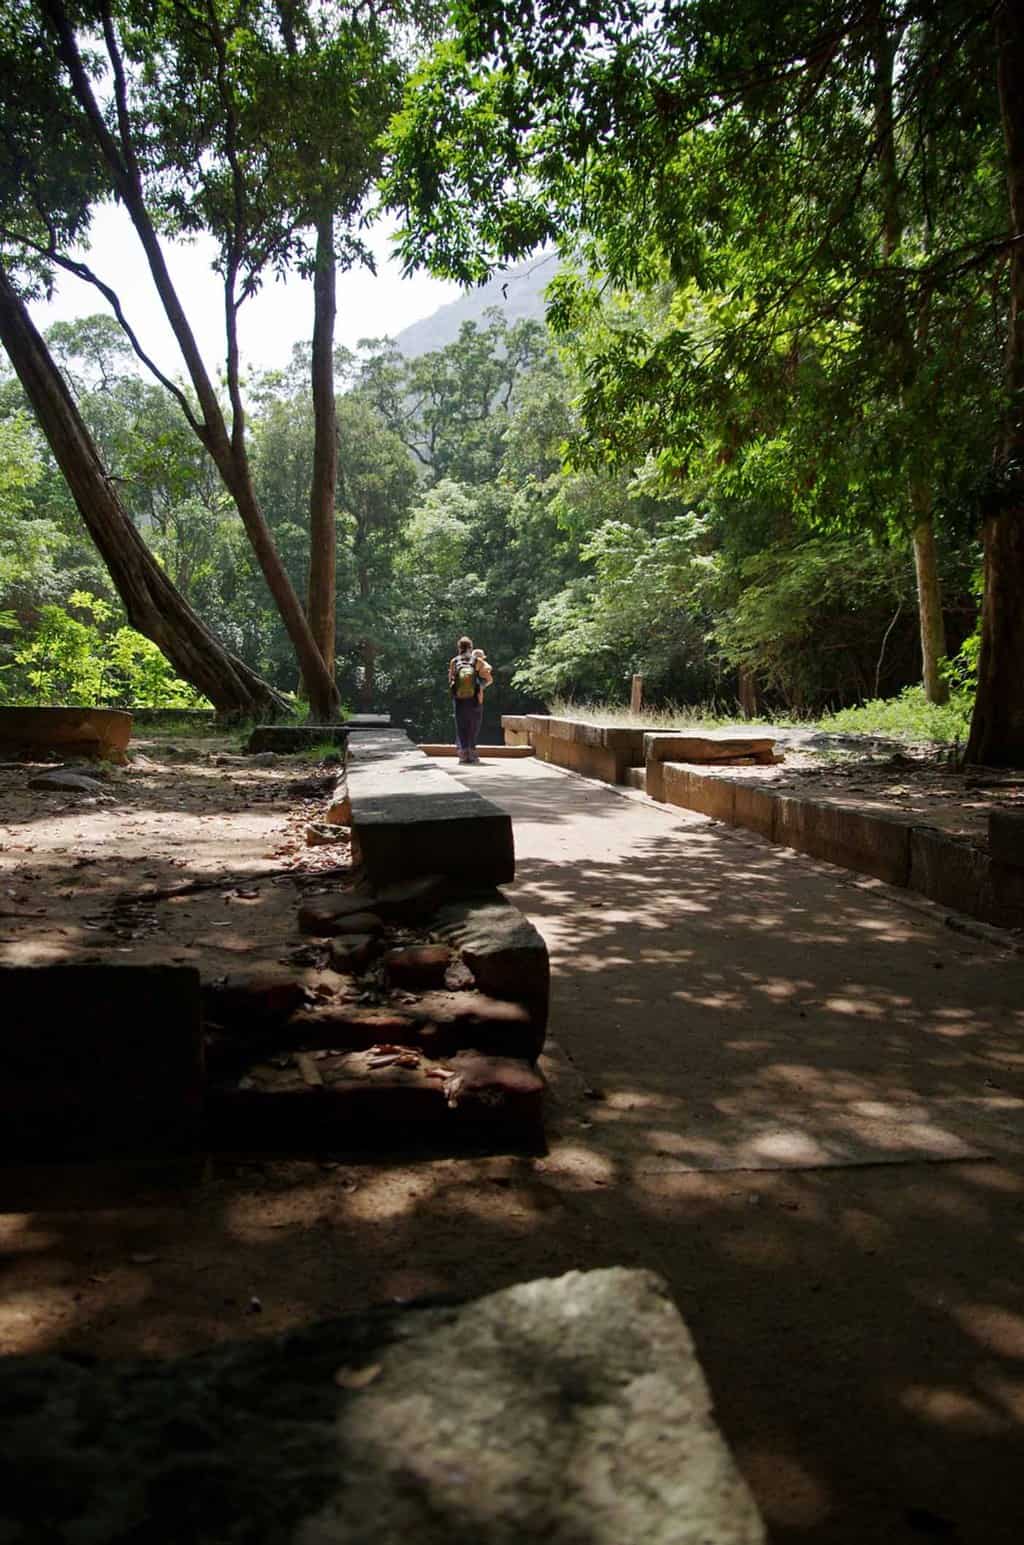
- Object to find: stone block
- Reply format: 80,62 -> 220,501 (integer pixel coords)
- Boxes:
203,970 -> 307,1029
645,732 -> 775,765
0,705 -> 131,762
908,827 -> 1024,927
732,783 -> 779,841
409,990 -> 539,1060
990,810 -> 1024,870
298,893 -> 380,936
775,797 -> 911,885
662,765 -> 736,823
328,935 -> 379,973
433,892 -> 550,1055
382,944 -> 453,989
245,723 -> 349,755
0,1268 -> 764,1544
346,731 -> 514,888
0,964 -> 202,1159
625,765 -> 647,790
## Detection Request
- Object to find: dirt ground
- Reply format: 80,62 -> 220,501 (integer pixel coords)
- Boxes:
715,740 -> 1024,849
3,737 -> 1024,1544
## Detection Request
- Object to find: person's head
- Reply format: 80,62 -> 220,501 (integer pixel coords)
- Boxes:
457,635 -> 473,655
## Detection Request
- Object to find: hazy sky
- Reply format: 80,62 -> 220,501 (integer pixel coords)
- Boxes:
32,202 -> 463,379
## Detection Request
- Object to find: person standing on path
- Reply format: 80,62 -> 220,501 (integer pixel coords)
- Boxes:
449,635 -> 493,764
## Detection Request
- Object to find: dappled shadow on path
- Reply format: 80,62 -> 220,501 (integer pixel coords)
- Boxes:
3,757 -> 1024,1541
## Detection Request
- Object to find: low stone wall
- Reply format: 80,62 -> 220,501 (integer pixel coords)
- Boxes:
658,764 -> 1024,933
502,715 -> 644,784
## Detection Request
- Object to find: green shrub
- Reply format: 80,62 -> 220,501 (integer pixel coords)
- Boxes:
817,684 -> 973,744
7,591 -> 210,709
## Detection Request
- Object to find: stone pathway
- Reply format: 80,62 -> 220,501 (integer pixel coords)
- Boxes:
457,755 -> 1024,1176
4,746 -> 1024,1544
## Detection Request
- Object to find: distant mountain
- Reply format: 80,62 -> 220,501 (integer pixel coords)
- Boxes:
392,253 -> 559,357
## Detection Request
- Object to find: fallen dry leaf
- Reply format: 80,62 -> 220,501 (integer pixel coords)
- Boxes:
334,1363 -> 382,1390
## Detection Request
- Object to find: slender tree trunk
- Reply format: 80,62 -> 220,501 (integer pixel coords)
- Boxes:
360,641 -> 377,708
40,0 -> 339,722
873,8 -> 948,702
0,267 -> 288,720
910,494 -> 949,705
966,2 -> 1024,765
307,212 -> 338,688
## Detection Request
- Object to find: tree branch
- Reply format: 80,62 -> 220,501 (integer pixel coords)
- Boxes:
0,227 -> 204,432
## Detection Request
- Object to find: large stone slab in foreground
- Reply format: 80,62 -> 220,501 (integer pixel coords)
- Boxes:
0,1268 -> 764,1545
346,729 -> 514,887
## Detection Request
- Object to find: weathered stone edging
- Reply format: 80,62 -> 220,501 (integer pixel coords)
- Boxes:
657,763 -> 1024,934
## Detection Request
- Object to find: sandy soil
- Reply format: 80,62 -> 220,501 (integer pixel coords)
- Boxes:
3,741 -> 1024,1544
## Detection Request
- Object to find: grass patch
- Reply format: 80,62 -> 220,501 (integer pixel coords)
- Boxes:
816,685 -> 973,744
301,740 -> 345,764
545,686 -> 973,746
545,697 -> 797,731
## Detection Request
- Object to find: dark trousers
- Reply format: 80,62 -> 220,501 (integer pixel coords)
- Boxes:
454,697 -> 483,753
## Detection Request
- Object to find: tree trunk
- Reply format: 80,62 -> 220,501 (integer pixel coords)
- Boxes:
873,11 -> 949,705
307,212 -> 338,687
360,640 -> 377,708
966,2 -> 1024,765
0,266 -> 288,721
40,0 -> 339,722
910,499 -> 949,705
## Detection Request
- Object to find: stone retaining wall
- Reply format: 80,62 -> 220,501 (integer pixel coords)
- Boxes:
502,715 -> 644,784
659,764 -> 1024,933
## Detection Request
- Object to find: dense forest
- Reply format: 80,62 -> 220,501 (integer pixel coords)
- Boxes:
1,1 -> 1021,759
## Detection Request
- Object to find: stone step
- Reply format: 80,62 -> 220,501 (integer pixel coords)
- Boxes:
206,1048 -> 545,1151
417,743 -> 535,758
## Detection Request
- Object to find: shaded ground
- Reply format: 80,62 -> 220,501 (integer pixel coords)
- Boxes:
0,733 -> 349,978
3,744 -> 1024,1543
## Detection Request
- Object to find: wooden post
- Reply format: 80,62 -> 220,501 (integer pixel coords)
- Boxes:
738,668 -> 757,720
630,674 -> 645,716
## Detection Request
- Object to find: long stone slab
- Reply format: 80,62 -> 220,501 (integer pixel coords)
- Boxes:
0,964 -> 203,1159
0,1268 -> 765,1544
506,716 -> 645,784
346,730 -> 514,886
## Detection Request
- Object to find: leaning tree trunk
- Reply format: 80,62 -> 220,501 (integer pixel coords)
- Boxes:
40,0 -> 339,723
0,267 -> 288,721
306,212 -> 338,691
966,2 -> 1024,765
